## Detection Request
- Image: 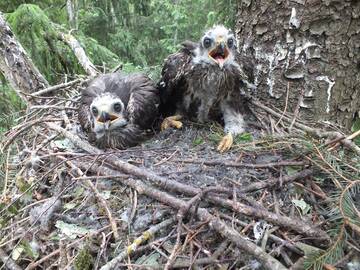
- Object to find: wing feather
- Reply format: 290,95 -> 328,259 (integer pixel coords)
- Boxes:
126,73 -> 159,129
158,41 -> 195,116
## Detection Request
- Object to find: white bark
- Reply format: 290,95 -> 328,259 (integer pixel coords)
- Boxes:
0,12 -> 49,100
58,32 -> 99,77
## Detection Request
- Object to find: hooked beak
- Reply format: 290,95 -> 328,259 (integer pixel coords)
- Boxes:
97,112 -> 119,130
208,40 -> 229,69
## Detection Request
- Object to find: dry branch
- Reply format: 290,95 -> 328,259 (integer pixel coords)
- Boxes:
51,123 -> 328,241
78,162 -> 288,270
30,78 -> 90,97
0,248 -> 22,270
100,218 -> 175,270
173,158 -> 307,169
58,32 -> 99,76
0,12 -> 49,100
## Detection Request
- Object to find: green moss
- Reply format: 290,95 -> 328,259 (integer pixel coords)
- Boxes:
6,4 -> 120,84
74,247 -> 93,270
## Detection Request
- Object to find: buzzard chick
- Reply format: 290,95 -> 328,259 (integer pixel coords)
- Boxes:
158,25 -> 253,152
78,72 -> 159,149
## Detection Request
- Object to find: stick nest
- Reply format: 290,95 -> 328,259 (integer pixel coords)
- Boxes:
1,76 -> 359,270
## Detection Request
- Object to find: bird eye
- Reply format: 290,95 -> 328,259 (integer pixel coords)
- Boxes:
113,102 -> 122,112
203,37 -> 212,48
91,107 -> 98,116
227,38 -> 234,48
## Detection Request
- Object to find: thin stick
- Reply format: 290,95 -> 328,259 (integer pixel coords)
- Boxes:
1,148 -> 11,197
26,226 -> 110,270
30,78 -> 89,96
100,218 -> 175,270
172,158 -> 307,169
64,158 -> 120,241
0,248 -> 22,270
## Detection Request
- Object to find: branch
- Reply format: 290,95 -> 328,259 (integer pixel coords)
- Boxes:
0,12 -> 49,100
48,123 -> 329,242
79,163 -> 288,270
100,218 -> 175,270
0,248 -> 22,270
173,158 -> 307,169
31,78 -> 90,97
58,32 -> 99,76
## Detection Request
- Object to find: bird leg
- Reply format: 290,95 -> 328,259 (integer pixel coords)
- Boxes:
161,115 -> 183,131
217,133 -> 233,153
217,101 -> 246,153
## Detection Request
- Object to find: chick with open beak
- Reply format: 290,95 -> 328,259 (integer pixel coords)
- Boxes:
198,26 -> 236,69
90,94 -> 128,137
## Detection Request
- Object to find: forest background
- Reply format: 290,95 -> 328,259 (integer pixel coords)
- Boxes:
0,0 -> 236,134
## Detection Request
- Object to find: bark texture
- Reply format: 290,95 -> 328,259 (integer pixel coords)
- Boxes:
236,0 -> 360,129
0,12 -> 49,99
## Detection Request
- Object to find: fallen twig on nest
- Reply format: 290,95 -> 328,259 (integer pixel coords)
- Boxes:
172,158 -> 307,168
100,218 -> 175,270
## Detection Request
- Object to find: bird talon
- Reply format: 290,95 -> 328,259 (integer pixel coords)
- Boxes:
161,115 -> 183,131
217,133 -> 233,153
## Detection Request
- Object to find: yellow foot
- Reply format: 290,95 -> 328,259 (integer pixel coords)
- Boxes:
217,133 -> 233,153
161,115 -> 183,131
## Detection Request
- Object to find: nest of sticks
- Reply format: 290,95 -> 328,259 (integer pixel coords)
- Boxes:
1,75 -> 360,270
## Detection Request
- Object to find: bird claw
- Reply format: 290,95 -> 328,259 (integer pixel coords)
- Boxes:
161,115 -> 183,131
217,133 -> 233,153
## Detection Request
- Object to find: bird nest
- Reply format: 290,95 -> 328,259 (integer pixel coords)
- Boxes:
1,76 -> 360,270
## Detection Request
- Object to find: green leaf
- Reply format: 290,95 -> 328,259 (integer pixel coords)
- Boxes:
234,132 -> 253,143
11,246 -> 24,261
21,240 -> 39,260
285,166 -> 301,176
55,221 -> 93,239
193,137 -> 204,146
351,117 -> 360,146
292,199 -> 311,215
135,253 -> 161,266
63,202 -> 77,210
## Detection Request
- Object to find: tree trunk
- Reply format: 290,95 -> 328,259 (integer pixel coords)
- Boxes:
236,0 -> 360,129
0,11 -> 49,100
66,0 -> 78,30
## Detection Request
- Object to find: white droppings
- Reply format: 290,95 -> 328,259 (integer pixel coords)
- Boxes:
295,40 -> 319,60
316,76 -> 335,113
299,99 -> 309,108
254,43 -> 287,97
289,8 -> 300,29
266,52 -> 275,97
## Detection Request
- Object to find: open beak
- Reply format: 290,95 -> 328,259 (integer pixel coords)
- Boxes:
208,41 -> 229,68
97,112 -> 118,130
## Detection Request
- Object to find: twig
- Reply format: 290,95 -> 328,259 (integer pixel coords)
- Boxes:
100,218 -> 175,270
1,148 -> 11,197
327,129 -> 360,155
30,78 -> 90,96
64,158 -> 120,241
238,169 -> 313,193
76,162 -> 288,270
77,158 -> 328,242
1,118 -> 62,152
50,124 -> 328,262
251,99 -> 321,136
0,248 -> 22,270
275,82 -> 290,128
58,32 -> 99,76
26,226 -> 110,270
172,158 -> 307,168
289,88 -> 304,131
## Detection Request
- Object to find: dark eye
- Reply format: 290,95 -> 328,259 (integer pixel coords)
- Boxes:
113,102 -> 122,112
227,38 -> 234,48
203,37 -> 212,48
91,107 -> 98,116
